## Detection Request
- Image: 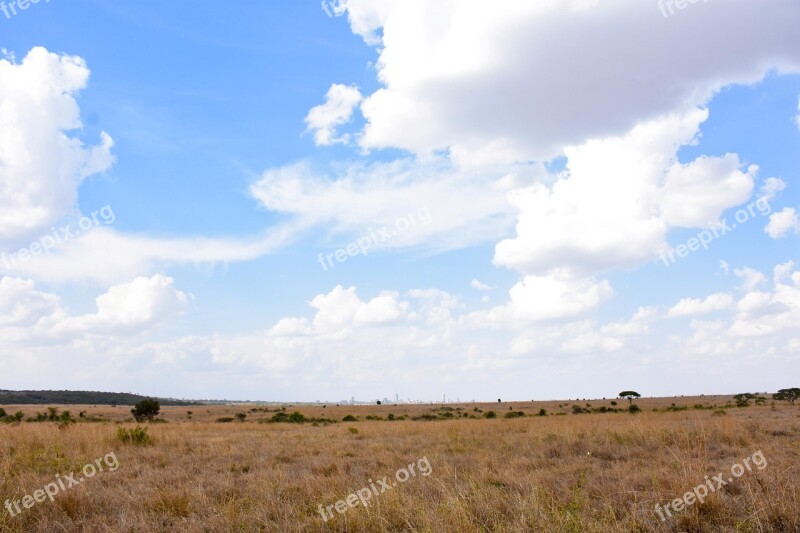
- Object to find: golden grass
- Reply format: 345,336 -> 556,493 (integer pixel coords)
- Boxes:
0,397 -> 798,532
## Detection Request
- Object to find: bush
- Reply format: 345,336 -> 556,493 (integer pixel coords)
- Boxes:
348,427 -> 358,434
216,417 -> 235,423
117,426 -> 152,446
504,411 -> 525,418
131,399 -> 160,422
235,413 -> 247,422
610,401 -> 617,406
628,404 -> 641,414
483,411 -> 496,419
57,410 -> 76,429
267,411 -> 334,424
342,415 -> 357,422
538,408 -> 547,416
0,409 -> 23,424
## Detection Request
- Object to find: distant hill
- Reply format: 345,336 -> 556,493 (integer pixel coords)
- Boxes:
0,390 -> 202,406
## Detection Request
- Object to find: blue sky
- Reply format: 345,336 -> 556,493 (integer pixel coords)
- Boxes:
1,0 -> 799,402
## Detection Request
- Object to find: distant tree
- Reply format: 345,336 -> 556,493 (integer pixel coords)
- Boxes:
131,399 -> 160,422
497,398 -> 501,403
376,400 -> 381,405
0,407 -> 6,418
734,393 -> 757,407
619,391 -> 641,404
773,388 -> 800,405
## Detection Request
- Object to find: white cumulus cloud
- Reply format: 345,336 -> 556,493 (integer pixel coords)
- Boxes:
305,84 -> 363,146
667,293 -> 733,318
0,47 -> 115,245
765,207 -> 800,239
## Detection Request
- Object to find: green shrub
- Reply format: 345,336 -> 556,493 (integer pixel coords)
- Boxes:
288,411 -> 307,423
342,415 -> 357,422
117,425 -> 152,446
628,404 -> 641,414
57,410 -> 76,429
216,417 -> 235,423
592,406 -> 617,413
483,411 -> 496,419
504,411 -> 525,418
0,409 -> 23,424
538,408 -> 547,416
131,399 -> 160,422
266,411 -> 334,424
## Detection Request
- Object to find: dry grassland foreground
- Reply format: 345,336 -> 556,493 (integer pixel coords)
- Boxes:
0,398 -> 799,532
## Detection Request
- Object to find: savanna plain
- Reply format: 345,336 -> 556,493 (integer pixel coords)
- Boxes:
1,396 -> 798,532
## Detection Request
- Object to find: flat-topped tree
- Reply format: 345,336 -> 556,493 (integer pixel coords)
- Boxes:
619,391 -> 640,404
773,388 -> 800,405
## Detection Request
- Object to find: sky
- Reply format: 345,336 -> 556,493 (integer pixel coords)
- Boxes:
0,0 -> 798,402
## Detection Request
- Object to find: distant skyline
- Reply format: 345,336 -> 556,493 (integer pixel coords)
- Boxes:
1,1 -> 799,402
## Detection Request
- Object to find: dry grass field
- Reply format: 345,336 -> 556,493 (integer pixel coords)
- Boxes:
1,396 -> 798,532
